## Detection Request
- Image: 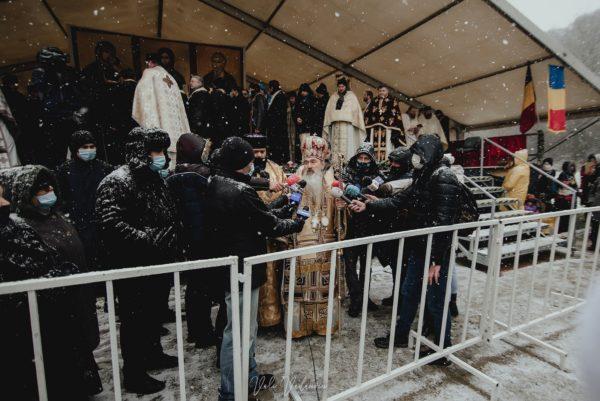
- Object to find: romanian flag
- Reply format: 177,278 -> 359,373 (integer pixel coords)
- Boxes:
547,65 -> 566,133
519,64 -> 537,133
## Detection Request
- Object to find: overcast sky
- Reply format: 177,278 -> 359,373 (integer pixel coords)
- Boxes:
507,0 -> 600,31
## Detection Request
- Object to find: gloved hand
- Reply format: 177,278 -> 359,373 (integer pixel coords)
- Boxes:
293,218 -> 306,233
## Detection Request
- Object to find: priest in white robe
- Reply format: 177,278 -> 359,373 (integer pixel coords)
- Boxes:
401,106 -> 421,149
418,106 -> 448,150
322,75 -> 366,169
0,89 -> 20,169
132,53 -> 190,165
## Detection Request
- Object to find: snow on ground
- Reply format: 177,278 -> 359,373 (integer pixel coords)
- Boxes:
90,248 -> 597,401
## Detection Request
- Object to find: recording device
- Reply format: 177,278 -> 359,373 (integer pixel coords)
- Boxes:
288,177 -> 307,206
360,176 -> 384,192
344,184 -> 368,201
331,186 -> 352,204
295,206 -> 311,221
258,170 -> 270,180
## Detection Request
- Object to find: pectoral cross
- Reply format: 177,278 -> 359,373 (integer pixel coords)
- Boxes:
163,75 -> 174,88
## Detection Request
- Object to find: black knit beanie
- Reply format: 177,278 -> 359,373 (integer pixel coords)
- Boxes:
219,137 -> 255,171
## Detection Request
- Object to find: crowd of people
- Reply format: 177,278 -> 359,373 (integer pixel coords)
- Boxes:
1,41 -> 597,401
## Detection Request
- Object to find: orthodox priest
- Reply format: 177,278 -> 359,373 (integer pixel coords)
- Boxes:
132,53 -> 190,165
322,75 -> 366,168
282,136 -> 341,338
247,134 -> 289,328
418,106 -> 448,150
363,85 -> 405,162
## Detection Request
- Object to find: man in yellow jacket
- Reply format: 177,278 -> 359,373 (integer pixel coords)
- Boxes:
502,149 -> 530,209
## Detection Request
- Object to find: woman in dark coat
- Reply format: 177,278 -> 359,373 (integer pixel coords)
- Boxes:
167,134 -> 226,353
0,167 -> 102,400
293,83 -> 318,161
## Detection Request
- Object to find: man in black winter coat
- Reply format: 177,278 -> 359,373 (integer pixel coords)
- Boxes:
204,137 -> 303,401
350,135 -> 461,364
0,167 -> 102,399
187,75 -> 211,138
56,130 -> 114,270
95,127 -> 181,394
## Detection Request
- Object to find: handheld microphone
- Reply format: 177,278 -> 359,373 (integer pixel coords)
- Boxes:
289,179 -> 306,206
258,170 -> 270,180
331,186 -> 352,204
332,180 -> 344,190
361,176 -> 384,192
345,184 -> 367,201
286,174 -> 301,187
295,206 -> 310,220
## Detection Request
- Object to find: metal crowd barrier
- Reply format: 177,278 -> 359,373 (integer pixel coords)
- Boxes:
488,207 -> 600,369
1,206 -> 599,401
0,256 -> 240,401
243,218 -> 500,401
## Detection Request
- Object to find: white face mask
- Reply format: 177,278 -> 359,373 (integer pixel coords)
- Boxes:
411,153 -> 424,170
542,163 -> 552,172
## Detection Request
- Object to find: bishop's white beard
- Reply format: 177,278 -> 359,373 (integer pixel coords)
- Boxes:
303,168 -> 324,204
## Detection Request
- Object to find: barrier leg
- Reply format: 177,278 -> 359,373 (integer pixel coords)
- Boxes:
28,290 -> 48,401
105,281 -> 122,401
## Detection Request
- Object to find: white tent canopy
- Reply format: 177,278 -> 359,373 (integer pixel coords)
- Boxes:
1,0 -> 599,129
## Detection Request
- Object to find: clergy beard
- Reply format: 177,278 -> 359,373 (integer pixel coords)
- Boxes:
303,168 -> 324,203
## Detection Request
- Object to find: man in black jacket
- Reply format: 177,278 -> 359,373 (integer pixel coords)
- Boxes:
56,130 -> 114,270
96,127 -> 181,394
350,135 -> 461,364
204,137 -> 303,401
186,75 -> 211,138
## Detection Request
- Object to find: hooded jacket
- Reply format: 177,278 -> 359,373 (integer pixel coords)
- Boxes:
368,134 -> 461,265
186,87 -> 211,137
502,149 -> 530,209
95,128 -> 182,270
342,143 -> 383,185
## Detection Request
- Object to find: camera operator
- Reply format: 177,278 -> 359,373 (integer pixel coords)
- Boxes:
349,135 -> 461,366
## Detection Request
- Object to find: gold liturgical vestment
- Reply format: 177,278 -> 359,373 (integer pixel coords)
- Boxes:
257,160 -> 288,327
282,166 -> 340,338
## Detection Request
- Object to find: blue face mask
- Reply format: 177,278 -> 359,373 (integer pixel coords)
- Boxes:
36,191 -> 57,209
247,163 -> 255,177
78,148 -> 96,162
150,155 -> 167,172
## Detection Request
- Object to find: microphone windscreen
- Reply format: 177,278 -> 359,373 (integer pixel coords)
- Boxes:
287,174 -> 300,186
345,184 -> 362,198
332,180 -> 343,189
360,176 -> 372,187
331,187 -> 344,198
298,180 -> 307,188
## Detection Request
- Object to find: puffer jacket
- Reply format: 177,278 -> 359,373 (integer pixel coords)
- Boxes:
368,134 -> 462,265
502,149 -> 530,209
95,127 -> 182,270
204,170 -> 300,290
